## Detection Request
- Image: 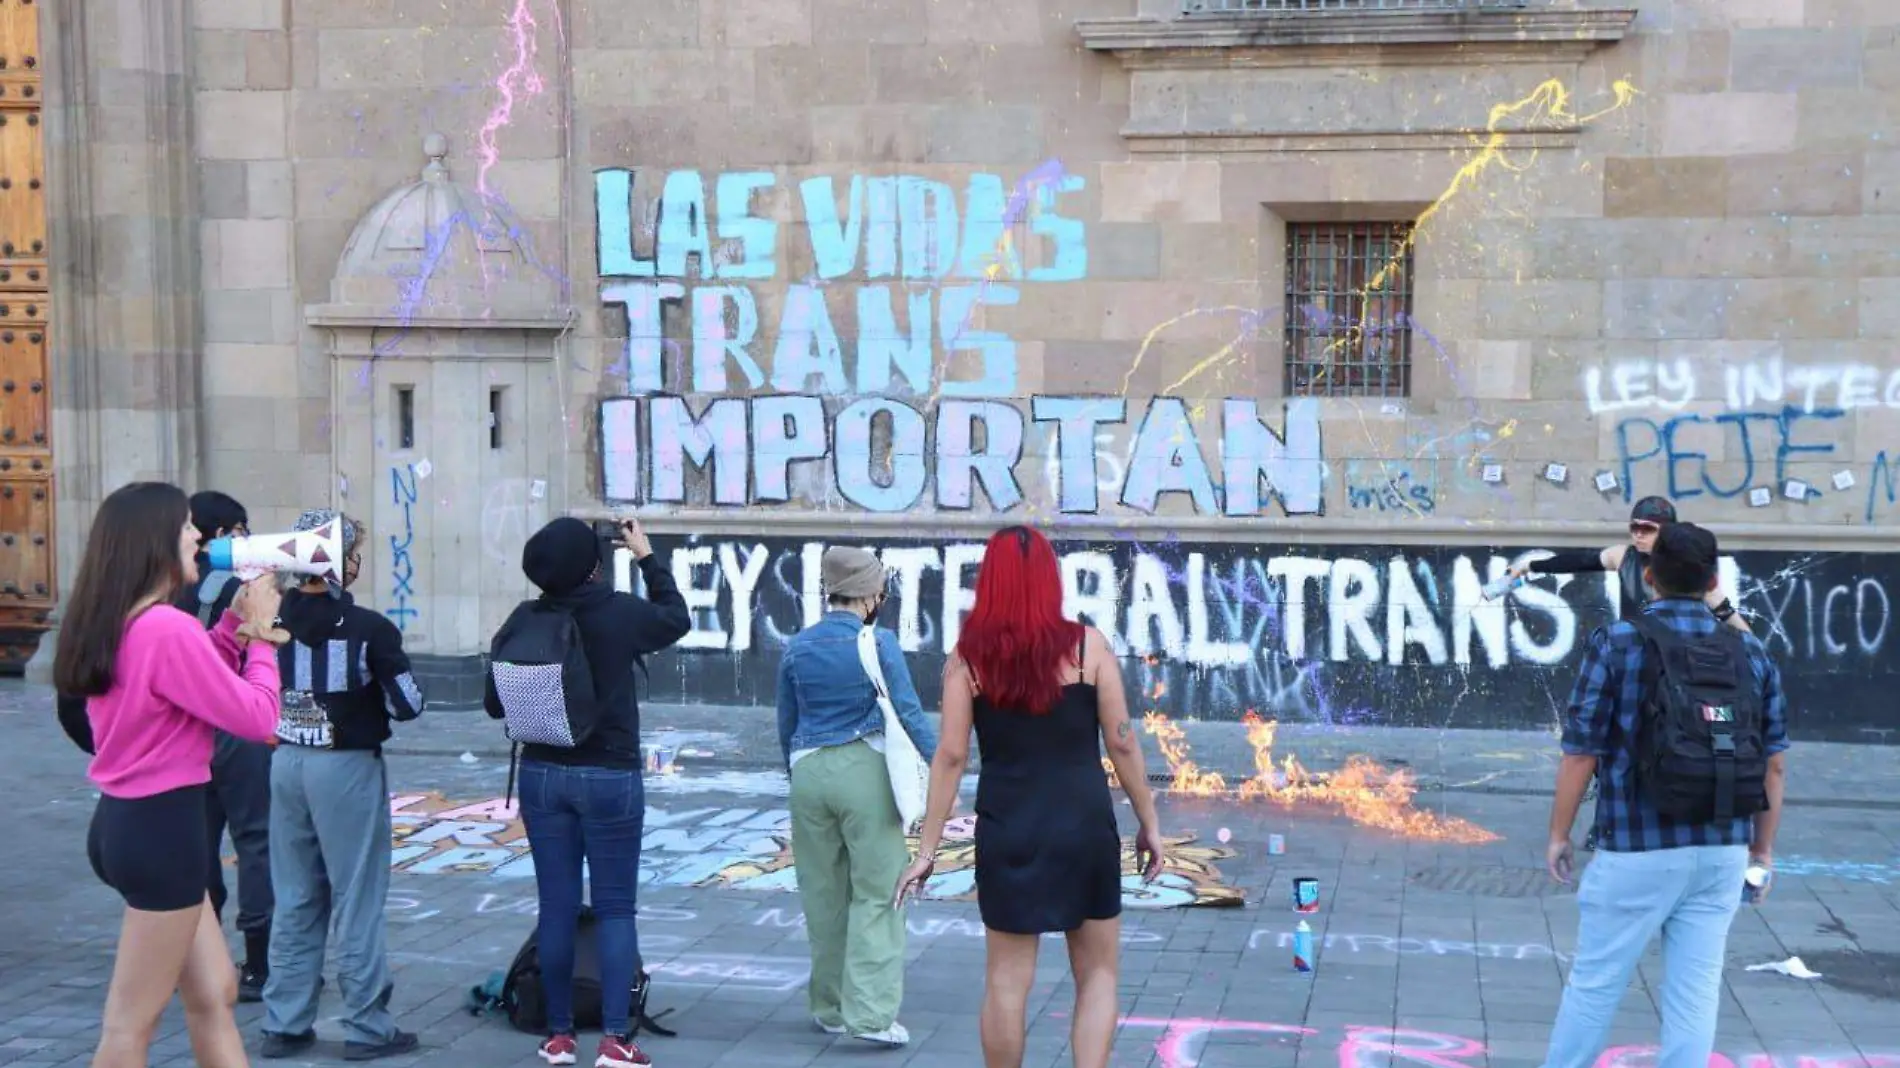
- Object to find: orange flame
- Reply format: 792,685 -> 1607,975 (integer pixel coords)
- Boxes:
1139,711 -> 1499,845
1142,712 -> 1229,794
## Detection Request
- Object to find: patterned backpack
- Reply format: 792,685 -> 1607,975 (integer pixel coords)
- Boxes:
487,599 -> 600,749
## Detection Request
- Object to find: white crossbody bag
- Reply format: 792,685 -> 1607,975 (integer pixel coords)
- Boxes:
856,626 -> 929,832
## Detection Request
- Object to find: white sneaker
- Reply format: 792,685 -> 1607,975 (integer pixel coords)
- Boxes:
853,1023 -> 910,1047
813,1017 -> 845,1035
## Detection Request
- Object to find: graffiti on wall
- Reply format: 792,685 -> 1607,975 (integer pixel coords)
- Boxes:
612,535 -> 1898,742
592,166 -> 1324,517
1581,354 -> 1890,508
386,464 -> 420,632
387,793 -> 1246,907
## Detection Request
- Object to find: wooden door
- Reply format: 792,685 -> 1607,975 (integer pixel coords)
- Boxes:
0,0 -> 51,672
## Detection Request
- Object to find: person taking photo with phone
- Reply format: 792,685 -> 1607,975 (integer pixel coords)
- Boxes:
488,517 -> 690,1068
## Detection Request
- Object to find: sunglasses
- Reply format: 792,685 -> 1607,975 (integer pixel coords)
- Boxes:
1629,521 -> 1661,536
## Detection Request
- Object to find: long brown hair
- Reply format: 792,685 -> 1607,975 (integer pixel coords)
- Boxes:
53,482 -> 191,696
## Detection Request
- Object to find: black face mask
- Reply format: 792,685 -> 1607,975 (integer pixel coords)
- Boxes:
862,595 -> 885,626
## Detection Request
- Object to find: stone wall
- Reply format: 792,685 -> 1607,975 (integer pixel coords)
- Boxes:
40,0 -> 1895,683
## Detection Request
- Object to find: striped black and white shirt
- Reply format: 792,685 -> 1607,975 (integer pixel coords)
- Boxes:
275,588 -> 425,751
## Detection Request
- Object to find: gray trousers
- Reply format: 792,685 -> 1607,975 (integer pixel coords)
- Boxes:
207,731 -> 274,934
262,746 -> 397,1044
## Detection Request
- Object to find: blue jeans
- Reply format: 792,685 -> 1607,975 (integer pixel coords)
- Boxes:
519,760 -> 645,1036
1544,844 -> 1749,1068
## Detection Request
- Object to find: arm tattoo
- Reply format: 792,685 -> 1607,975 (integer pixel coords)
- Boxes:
1116,720 -> 1131,740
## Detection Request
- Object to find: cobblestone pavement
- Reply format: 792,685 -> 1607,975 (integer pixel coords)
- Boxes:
3,688 -> 1898,1067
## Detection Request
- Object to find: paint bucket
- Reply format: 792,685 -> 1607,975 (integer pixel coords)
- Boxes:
1293,876 -> 1321,913
1267,834 -> 1286,856
647,746 -> 677,774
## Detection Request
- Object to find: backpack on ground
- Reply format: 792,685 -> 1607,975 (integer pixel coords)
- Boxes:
486,907 -> 676,1038
488,599 -> 600,750
1627,615 -> 1769,823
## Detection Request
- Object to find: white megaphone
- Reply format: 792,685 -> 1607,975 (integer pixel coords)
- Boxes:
205,520 -> 346,584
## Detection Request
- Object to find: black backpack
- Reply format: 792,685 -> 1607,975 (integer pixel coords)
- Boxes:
498,907 -> 676,1038
1628,615 -> 1769,823
487,599 -> 600,751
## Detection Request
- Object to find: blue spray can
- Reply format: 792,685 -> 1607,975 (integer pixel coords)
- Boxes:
1292,921 -> 1315,972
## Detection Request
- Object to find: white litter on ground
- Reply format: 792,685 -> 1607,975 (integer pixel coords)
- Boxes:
1744,956 -> 1823,980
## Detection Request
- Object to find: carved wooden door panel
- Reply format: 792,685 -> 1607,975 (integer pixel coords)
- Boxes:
0,0 -> 50,672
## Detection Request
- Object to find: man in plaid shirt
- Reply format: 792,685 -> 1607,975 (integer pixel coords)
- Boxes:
1541,523 -> 1790,1068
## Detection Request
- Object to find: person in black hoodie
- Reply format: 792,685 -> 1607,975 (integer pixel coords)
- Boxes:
258,509 -> 425,1062
175,491 -> 278,1002
486,517 -> 689,1068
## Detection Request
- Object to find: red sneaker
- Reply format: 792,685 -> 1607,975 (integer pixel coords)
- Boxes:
537,1033 -> 578,1066
595,1034 -> 651,1068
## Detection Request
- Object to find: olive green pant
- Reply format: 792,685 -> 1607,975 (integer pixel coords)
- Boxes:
789,740 -> 908,1034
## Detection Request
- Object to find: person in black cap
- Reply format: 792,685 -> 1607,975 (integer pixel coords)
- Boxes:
492,516 -> 690,1068
1505,496 -> 1751,853
1507,496 -> 1750,636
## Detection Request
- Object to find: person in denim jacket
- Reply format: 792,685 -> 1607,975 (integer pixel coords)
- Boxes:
776,547 -> 938,1049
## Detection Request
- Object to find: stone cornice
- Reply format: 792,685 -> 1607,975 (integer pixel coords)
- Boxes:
304,304 -> 576,333
1075,7 -> 1638,69
1123,128 -> 1580,155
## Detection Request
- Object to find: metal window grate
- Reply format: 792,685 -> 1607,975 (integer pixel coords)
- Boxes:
1284,221 -> 1416,399
1184,0 -> 1527,12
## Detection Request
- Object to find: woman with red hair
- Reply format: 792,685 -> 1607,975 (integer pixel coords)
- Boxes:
895,526 -> 1164,1068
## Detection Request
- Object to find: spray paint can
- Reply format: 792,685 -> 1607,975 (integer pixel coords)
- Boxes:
1268,834 -> 1286,856
1292,920 -> 1315,972
1480,573 -> 1526,601
1743,864 -> 1770,905
1293,877 -> 1321,913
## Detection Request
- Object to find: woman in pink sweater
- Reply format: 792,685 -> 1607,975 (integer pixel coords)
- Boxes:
53,482 -> 286,1068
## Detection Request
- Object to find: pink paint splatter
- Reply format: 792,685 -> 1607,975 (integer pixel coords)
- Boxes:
476,0 -> 563,199
1339,1026 -> 1487,1068
1119,1016 -> 1313,1068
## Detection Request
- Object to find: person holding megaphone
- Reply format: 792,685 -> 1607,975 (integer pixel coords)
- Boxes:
52,481 -> 287,1068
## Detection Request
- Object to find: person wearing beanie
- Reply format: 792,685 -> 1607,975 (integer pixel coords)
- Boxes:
1505,496 -> 1750,854
489,517 -> 690,1068
775,545 -> 939,1049
258,509 -> 426,1061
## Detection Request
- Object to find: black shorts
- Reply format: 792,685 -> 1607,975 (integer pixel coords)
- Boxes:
88,784 -> 211,913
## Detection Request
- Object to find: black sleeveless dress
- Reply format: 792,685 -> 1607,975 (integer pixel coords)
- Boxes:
971,635 -> 1124,935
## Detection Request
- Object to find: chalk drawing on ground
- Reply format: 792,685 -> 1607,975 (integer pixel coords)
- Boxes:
383,793 -> 1245,908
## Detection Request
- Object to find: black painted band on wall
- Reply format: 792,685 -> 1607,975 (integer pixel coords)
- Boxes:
596,528 -> 1894,745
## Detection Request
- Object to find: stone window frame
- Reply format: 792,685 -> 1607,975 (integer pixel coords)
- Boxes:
1283,220 -> 1416,399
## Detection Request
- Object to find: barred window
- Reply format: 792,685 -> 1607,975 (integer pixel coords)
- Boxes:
1283,221 -> 1415,398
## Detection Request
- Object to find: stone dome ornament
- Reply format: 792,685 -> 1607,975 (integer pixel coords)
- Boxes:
308,133 -> 571,331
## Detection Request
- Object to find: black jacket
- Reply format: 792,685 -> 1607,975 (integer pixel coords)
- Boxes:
485,554 -> 691,769
276,587 -> 425,752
